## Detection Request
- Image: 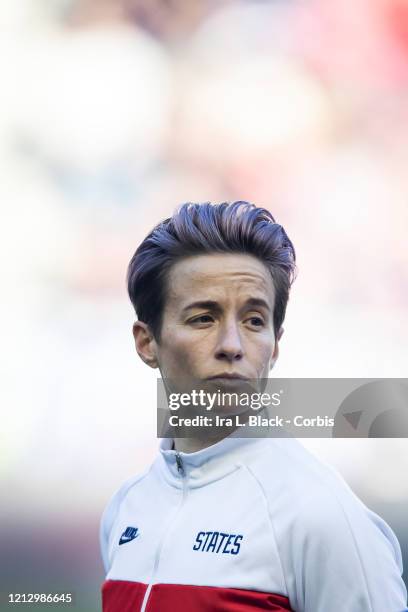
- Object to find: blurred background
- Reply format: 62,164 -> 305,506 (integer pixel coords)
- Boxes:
1,0 -> 407,609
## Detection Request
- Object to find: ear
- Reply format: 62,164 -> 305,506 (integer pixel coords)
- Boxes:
132,321 -> 159,369
269,327 -> 284,372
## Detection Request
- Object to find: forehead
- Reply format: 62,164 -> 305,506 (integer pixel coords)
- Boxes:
166,253 -> 275,307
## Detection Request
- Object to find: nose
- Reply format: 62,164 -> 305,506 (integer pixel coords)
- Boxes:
214,319 -> 243,363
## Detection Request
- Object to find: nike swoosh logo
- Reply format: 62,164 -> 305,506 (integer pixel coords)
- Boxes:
119,534 -> 139,545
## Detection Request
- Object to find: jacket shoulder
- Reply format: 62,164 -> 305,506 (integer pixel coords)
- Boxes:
243,438 -> 406,611
99,467 -> 150,574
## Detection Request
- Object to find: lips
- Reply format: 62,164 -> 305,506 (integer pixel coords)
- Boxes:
206,374 -> 249,381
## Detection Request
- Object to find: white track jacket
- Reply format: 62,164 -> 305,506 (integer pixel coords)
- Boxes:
100,434 -> 407,611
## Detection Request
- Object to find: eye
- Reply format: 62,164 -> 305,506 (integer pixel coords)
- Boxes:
246,316 -> 265,328
189,314 -> 214,325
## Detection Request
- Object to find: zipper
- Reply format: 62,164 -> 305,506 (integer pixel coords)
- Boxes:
175,451 -> 187,504
175,451 -> 185,476
140,451 -> 187,612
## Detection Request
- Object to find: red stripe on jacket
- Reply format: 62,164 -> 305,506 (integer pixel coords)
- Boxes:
102,579 -> 293,611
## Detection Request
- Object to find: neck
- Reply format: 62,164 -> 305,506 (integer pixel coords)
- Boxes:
172,438 -> 212,453
172,425 -> 240,453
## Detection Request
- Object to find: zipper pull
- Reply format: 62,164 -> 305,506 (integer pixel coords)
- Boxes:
175,451 -> 185,476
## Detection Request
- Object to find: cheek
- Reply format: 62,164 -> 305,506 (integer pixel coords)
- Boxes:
159,327 -> 203,372
246,333 -> 276,365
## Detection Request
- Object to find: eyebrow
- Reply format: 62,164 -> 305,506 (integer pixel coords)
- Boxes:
244,297 -> 271,312
182,301 -> 223,314
181,298 -> 271,314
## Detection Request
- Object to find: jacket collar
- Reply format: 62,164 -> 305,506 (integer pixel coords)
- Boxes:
158,430 -> 270,488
